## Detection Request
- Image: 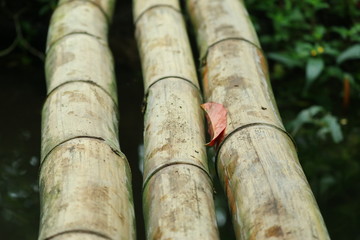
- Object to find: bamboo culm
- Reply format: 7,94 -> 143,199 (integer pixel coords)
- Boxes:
134,0 -> 220,239
39,0 -> 136,239
186,0 -> 330,239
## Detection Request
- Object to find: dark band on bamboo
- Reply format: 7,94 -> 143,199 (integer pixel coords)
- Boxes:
39,136 -> 130,178
44,80 -> 118,108
46,31 -> 104,53
134,4 -> 182,25
200,37 -> 263,67
44,229 -> 111,240
142,161 -> 213,191
214,122 -> 297,176
57,0 -> 111,26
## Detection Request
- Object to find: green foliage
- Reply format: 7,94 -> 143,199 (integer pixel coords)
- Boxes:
37,0 -> 57,16
288,105 -> 343,143
0,0 -> 53,239
337,44 -> 360,63
0,0 -> 56,64
306,57 -> 324,89
246,0 -> 360,238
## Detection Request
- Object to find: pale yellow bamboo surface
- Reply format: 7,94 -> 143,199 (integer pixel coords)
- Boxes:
39,0 -> 135,239
133,0 -> 180,23
134,1 -> 198,92
45,34 -> 117,101
41,82 -> 120,158
134,1 -> 219,239
58,0 -> 117,22
187,0 -> 330,239
46,1 -> 108,51
40,139 -> 134,240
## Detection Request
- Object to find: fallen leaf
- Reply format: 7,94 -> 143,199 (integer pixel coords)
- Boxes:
201,102 -> 227,147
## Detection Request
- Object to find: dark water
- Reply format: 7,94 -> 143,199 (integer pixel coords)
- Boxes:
110,2 -> 146,238
0,67 -> 44,239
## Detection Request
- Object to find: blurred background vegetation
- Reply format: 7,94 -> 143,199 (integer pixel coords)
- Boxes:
0,0 -> 359,239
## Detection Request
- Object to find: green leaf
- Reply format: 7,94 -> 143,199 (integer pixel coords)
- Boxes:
288,105 -> 324,134
319,175 -> 336,194
331,26 -> 348,39
267,53 -> 301,68
39,5 -> 50,16
317,127 -> 330,141
337,44 -> 360,64
323,114 -> 343,143
306,58 -> 324,87
295,42 -> 313,57
343,73 -> 360,91
313,26 -> 326,40
326,66 -> 343,78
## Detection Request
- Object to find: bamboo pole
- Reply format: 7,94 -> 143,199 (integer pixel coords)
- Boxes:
39,1 -> 135,239
186,0 -> 330,239
134,1 -> 219,239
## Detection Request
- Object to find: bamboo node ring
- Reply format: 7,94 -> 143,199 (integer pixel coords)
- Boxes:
200,37 -> 263,67
142,75 -> 203,114
57,0 -> 111,25
214,122 -> 297,176
134,4 -> 182,25
46,32 -> 104,53
142,161 -> 213,191
44,80 -> 118,109
43,229 -> 112,240
39,136 -> 129,177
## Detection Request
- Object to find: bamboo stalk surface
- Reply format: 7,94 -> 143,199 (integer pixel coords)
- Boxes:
39,0 -> 135,239
134,1 -> 219,239
186,0 -> 330,239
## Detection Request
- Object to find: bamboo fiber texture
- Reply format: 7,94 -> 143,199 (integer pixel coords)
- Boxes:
134,1 -> 219,239
39,0 -> 135,239
187,0 -> 330,239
